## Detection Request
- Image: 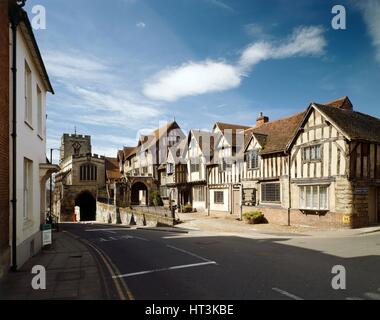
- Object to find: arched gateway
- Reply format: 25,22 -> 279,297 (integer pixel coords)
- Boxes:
75,191 -> 96,221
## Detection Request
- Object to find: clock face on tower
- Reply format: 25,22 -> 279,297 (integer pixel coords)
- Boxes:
72,142 -> 81,156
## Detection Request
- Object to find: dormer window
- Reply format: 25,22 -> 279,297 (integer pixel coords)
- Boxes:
247,150 -> 259,170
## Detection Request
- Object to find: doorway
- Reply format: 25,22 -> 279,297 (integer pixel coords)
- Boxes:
232,188 -> 241,216
75,192 -> 96,221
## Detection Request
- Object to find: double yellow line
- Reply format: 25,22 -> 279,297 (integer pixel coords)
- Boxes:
81,238 -> 135,300
65,230 -> 134,300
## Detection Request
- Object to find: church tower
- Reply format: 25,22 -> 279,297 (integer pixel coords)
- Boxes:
60,133 -> 92,162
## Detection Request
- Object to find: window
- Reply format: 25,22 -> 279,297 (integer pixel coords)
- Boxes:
23,158 -> 33,220
299,185 -> 328,210
80,164 -> 98,181
247,150 -> 259,169
194,186 -> 205,202
214,191 -> 224,204
219,159 -> 232,172
167,163 -> 174,175
190,158 -> 200,173
37,85 -> 43,137
261,183 -> 280,203
24,61 -> 32,125
303,145 -> 321,161
142,167 -> 148,175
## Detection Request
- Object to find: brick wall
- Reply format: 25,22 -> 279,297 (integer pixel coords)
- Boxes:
0,0 -> 10,278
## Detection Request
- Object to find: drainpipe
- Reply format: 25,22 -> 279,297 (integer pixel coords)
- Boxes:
9,0 -> 25,272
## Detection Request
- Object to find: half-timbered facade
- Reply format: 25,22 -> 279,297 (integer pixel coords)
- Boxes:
116,121 -> 185,206
207,123 -> 249,214
286,97 -> 380,228
186,130 -> 214,212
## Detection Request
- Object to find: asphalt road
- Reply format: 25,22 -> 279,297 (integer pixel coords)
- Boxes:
62,223 -> 380,300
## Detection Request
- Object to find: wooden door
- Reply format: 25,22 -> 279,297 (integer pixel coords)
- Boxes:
232,189 -> 241,215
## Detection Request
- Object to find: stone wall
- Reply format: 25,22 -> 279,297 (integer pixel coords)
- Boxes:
96,202 -> 175,227
243,206 -> 349,229
0,0 -> 10,279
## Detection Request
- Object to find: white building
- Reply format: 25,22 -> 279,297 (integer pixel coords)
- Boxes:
8,3 -> 56,269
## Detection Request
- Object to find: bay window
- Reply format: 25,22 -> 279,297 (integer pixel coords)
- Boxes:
299,185 -> 328,210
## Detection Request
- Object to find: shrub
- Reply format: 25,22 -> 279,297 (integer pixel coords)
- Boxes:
182,203 -> 193,213
243,211 -> 267,224
149,191 -> 163,206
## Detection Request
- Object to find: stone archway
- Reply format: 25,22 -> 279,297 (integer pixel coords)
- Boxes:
131,182 -> 148,206
75,191 -> 96,221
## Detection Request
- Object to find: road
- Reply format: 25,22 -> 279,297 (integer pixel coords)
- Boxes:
62,223 -> 380,300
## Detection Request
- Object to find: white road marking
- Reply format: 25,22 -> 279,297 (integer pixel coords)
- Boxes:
113,261 -> 217,279
272,288 -> 304,300
166,245 -> 213,263
346,297 -> 364,300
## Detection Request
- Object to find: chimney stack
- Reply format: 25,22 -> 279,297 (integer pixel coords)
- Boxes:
256,112 -> 269,127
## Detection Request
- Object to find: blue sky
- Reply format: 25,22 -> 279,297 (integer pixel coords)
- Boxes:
25,0 -> 380,162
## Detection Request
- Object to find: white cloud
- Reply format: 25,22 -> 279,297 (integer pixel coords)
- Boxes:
143,25 -> 327,102
136,22 -> 146,28
359,0 -> 380,62
143,61 -> 241,102
239,26 -> 326,72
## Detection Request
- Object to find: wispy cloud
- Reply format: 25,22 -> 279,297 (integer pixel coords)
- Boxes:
205,0 -> 235,12
44,50 -> 167,154
358,0 -> 380,62
239,26 -> 326,72
143,26 -> 327,102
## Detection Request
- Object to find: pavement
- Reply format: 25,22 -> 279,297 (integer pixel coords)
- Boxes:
0,230 -> 120,300
174,211 -> 380,239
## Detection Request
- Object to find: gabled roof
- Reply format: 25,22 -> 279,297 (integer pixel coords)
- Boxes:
168,138 -> 188,164
213,122 -> 250,150
153,121 -> 180,140
123,146 -> 137,159
313,103 -> 380,143
188,130 -> 214,157
105,157 -> 121,180
245,112 -> 305,155
213,122 -> 250,132
323,96 -> 353,109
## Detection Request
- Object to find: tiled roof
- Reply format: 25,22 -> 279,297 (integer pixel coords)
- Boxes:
123,146 -> 137,159
313,103 -> 380,143
245,112 -> 306,155
105,157 -> 121,180
214,122 -> 250,132
323,96 -> 352,109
